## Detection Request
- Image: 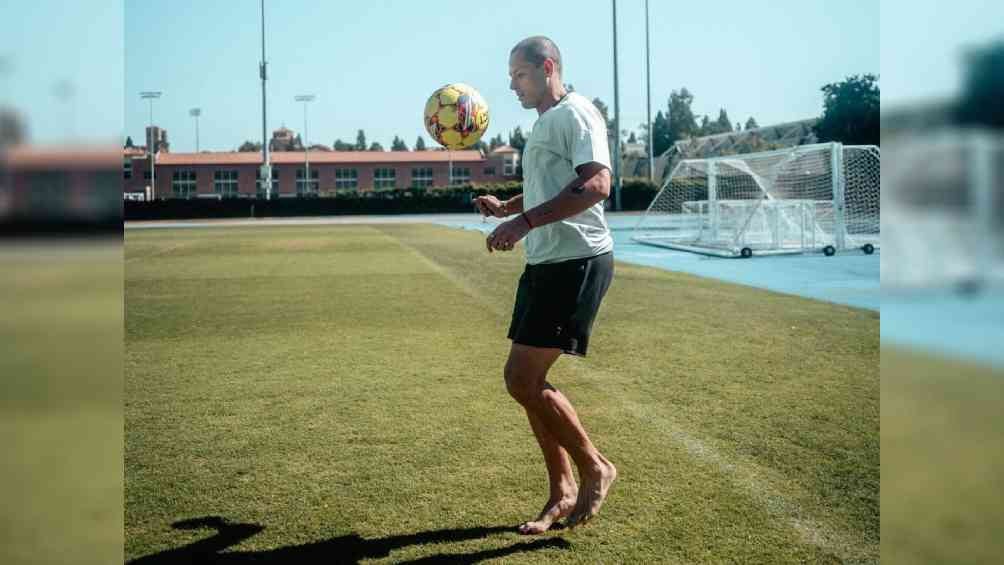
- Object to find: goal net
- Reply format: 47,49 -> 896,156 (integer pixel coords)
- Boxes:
881,130 -> 1004,289
632,142 -> 880,257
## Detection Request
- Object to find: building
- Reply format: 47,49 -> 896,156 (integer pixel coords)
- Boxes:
2,145 -> 121,226
123,142 -> 520,200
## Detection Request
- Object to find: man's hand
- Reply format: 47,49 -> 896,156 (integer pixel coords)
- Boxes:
486,216 -> 531,253
474,195 -> 508,218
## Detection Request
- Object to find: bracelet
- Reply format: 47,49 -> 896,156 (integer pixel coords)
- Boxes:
521,211 -> 534,229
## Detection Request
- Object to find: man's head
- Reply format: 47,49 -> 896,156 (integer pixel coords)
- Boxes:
509,36 -> 563,110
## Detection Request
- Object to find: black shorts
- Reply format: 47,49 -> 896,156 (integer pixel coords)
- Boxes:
507,252 -> 614,356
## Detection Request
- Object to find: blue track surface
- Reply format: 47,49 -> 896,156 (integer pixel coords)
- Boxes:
440,213 -> 881,312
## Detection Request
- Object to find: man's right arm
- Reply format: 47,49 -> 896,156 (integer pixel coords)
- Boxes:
475,193 -> 523,217
502,194 -> 524,215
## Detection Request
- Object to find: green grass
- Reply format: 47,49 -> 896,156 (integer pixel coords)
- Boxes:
881,348 -> 1004,564
125,224 -> 879,563
1,242 -> 123,565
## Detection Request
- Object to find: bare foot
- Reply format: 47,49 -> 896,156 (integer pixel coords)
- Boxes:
566,457 -> 617,529
517,493 -> 577,535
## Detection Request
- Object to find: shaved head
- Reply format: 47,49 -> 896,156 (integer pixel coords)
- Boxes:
510,36 -> 562,76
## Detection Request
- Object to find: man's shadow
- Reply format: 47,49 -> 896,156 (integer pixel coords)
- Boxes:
127,516 -> 570,564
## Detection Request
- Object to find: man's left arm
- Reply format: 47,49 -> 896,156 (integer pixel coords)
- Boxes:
522,162 -> 610,229
485,162 -> 609,252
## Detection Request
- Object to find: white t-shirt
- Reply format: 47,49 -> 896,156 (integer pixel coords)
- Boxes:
521,92 -> 614,265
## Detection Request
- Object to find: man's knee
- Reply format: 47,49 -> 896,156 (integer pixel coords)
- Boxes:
504,363 -> 541,406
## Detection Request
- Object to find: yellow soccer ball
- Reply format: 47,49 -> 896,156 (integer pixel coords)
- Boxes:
423,83 -> 490,150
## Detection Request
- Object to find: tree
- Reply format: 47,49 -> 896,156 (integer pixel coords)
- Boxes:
333,139 -> 354,151
627,131 -> 637,143
369,141 -> 384,151
391,136 -> 408,151
0,108 -> 27,148
124,135 -> 134,148
667,88 -> 698,142
736,122 -> 742,132
649,110 -> 672,156
698,115 -> 712,136
715,109 -> 733,134
956,40 -> 1004,129
488,133 -> 505,151
745,117 -> 759,130
293,134 -> 304,151
414,136 -> 427,151
509,127 -> 528,177
813,74 -> 880,146
237,140 -> 261,152
355,130 -> 367,151
508,126 -> 527,151
591,98 -> 615,139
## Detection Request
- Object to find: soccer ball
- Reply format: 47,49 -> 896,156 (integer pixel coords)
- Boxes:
423,83 -> 490,150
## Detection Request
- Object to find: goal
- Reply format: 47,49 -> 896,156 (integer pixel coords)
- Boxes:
881,130 -> 1003,289
632,142 -> 880,257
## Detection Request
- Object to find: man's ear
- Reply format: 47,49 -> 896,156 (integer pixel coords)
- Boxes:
543,58 -> 556,78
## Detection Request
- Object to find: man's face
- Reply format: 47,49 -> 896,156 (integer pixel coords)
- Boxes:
508,52 -> 549,109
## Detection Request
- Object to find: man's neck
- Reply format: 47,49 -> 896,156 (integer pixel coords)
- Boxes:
536,88 -> 570,116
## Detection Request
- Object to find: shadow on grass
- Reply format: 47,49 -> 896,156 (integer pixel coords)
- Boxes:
127,516 -> 571,564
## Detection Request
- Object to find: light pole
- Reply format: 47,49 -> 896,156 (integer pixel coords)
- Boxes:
140,91 -> 162,200
612,0 -> 622,211
295,94 -> 315,195
259,0 -> 272,200
189,108 -> 201,152
53,80 -> 75,140
645,0 -> 654,183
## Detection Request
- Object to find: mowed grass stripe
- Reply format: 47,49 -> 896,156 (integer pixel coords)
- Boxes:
126,224 -> 877,563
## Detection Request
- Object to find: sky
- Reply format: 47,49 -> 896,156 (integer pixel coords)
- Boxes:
120,0 -> 879,152
2,1 -> 1001,149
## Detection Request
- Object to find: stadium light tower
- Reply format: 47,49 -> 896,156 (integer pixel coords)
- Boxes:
612,0 -> 622,210
645,0 -> 654,182
140,91 -> 162,200
259,0 -> 272,200
189,108 -> 201,152
295,94 -> 315,196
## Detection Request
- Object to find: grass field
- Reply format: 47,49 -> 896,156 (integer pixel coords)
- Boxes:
124,223 -> 880,563
1,241 -> 122,565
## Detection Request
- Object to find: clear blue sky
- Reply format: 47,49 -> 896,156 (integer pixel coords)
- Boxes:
6,1 -> 997,149
121,0 -> 880,152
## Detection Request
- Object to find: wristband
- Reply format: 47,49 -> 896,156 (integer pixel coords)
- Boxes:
521,211 -> 534,229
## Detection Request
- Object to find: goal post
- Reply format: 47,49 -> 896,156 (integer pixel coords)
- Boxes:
632,142 -> 880,258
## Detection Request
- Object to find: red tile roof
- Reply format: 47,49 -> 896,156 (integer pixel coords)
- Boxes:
4,145 -> 120,169
151,150 -> 487,166
491,145 -> 518,154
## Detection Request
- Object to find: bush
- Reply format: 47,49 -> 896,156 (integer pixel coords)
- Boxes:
123,179 -> 658,220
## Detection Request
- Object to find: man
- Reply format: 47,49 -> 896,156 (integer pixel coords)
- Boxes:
474,36 -> 617,535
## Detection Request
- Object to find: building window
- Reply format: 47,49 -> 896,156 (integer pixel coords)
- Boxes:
255,166 -> 279,197
171,170 -> 197,199
411,167 -> 433,188
503,156 -> 516,176
450,167 -> 471,186
213,169 -> 240,198
335,168 -> 358,190
483,166 -> 495,176
124,160 -> 133,179
296,168 -> 320,196
143,171 -> 152,181
374,168 -> 396,189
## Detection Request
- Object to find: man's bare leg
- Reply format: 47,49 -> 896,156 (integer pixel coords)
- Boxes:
518,408 -> 578,534
505,343 -> 617,531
